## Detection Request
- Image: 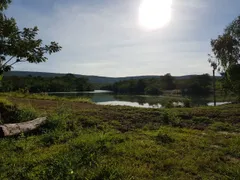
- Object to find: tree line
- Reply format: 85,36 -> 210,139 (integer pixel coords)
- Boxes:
101,73 -> 213,96
0,74 -> 93,93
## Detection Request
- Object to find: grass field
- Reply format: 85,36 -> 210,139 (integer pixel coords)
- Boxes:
0,93 -> 239,179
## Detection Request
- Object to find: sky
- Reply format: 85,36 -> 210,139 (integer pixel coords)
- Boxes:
5,0 -> 240,77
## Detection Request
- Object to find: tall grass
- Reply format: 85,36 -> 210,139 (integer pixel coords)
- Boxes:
0,96 -> 40,124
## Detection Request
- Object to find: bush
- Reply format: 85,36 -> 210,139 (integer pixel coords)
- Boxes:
79,116 -> 101,128
156,132 -> 175,144
209,122 -> 235,132
183,99 -> 191,108
192,116 -> 212,125
91,165 -> 123,180
165,102 -> 174,108
16,105 -> 38,122
161,111 -> 180,126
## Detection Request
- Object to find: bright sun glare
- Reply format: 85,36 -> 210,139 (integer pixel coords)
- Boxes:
139,0 -> 173,30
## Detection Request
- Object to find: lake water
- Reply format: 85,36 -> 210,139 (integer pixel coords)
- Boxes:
48,90 -> 231,108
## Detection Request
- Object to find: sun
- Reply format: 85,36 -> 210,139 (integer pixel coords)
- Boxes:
138,0 -> 173,30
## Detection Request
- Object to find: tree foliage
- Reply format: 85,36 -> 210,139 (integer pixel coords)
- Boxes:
104,74 -> 176,95
160,73 -> 176,90
1,74 -> 93,92
101,74 -> 211,96
223,64 -> 240,99
0,0 -> 61,74
211,16 -> 240,70
211,16 -> 240,100
180,74 -> 212,96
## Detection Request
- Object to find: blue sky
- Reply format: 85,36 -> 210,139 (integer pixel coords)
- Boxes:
6,0 -> 240,77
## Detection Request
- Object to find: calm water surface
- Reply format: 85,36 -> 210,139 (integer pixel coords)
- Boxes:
49,90 -> 231,108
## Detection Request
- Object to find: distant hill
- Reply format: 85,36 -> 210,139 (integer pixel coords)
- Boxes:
4,71 -> 205,84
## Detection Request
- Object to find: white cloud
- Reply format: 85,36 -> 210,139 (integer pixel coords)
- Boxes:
6,0 -> 238,77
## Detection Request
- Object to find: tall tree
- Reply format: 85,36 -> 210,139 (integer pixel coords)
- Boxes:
211,16 -> 240,100
208,54 -> 218,106
0,0 -> 61,75
160,73 -> 176,90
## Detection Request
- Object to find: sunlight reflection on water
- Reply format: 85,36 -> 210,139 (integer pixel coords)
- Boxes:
97,101 -> 162,108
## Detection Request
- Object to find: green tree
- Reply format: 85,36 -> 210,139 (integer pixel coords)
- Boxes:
208,55 -> 219,106
211,16 -> 240,100
0,0 -> 61,75
224,64 -> 240,100
181,74 -> 211,96
160,73 -> 176,90
144,85 -> 162,95
136,79 -> 146,94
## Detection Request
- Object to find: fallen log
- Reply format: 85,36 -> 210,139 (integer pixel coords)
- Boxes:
0,117 -> 47,137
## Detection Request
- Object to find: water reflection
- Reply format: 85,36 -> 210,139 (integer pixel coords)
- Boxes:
207,102 -> 231,106
97,101 -> 162,108
48,91 -> 231,108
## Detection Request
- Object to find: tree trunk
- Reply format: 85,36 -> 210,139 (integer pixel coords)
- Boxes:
0,117 -> 47,137
213,70 -> 216,106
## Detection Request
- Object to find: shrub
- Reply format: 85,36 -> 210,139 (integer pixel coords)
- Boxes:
16,104 -> 38,122
156,132 -> 175,144
192,116 -> 212,125
183,99 -> 192,108
91,165 -> 123,180
209,122 -> 235,132
40,105 -> 74,133
79,116 -> 101,128
165,102 -> 174,108
161,111 -> 180,126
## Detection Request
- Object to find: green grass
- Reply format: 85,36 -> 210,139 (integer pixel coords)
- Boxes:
0,93 -> 239,179
0,96 -> 13,106
0,96 -> 41,124
0,92 -> 92,103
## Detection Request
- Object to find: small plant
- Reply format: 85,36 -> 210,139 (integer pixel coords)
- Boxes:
40,130 -> 64,146
111,120 -> 121,127
91,165 -> 123,180
156,132 -> 175,144
16,104 -> 38,122
40,105 -> 74,134
192,116 -> 212,125
79,116 -> 101,128
183,99 -> 192,108
161,111 -> 181,126
165,101 -> 174,108
209,122 -> 235,132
